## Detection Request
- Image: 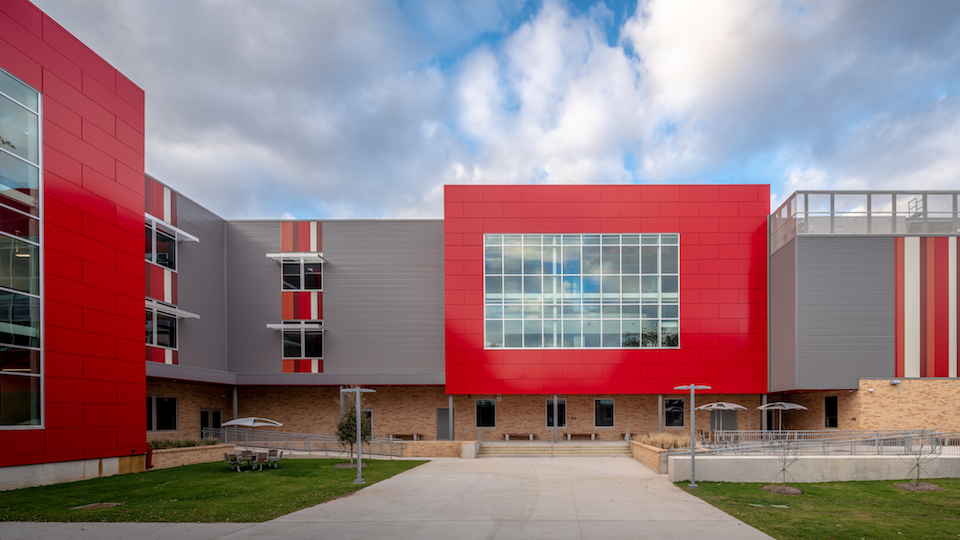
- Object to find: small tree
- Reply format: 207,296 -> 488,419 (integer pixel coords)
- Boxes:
901,431 -> 941,486
772,439 -> 800,486
337,402 -> 371,464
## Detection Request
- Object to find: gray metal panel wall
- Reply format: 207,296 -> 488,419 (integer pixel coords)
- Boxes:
796,236 -> 895,389
225,221 -> 282,373
322,220 -> 444,375
769,238 -> 797,392
175,196 -> 228,372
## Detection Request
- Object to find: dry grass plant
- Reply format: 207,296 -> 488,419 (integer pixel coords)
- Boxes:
635,431 -> 693,449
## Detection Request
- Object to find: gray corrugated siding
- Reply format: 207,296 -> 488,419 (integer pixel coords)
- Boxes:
323,220 -> 444,375
175,196 -> 228,372
796,236 -> 895,389
769,238 -> 797,393
225,221 -> 282,373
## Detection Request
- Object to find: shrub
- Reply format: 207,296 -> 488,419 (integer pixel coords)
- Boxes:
149,438 -> 221,449
635,431 -> 692,449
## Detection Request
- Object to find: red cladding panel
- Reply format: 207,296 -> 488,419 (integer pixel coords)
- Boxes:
0,3 -> 147,468
444,184 -> 769,396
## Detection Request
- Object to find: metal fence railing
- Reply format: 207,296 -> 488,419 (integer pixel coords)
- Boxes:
202,427 -> 407,458
658,430 -> 960,470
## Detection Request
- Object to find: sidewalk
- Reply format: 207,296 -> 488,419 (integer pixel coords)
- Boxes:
0,457 -> 773,540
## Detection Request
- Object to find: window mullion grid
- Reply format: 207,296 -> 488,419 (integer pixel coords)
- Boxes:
0,87 -> 39,115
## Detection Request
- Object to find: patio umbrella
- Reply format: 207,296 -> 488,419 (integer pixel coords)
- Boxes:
757,402 -> 807,430
695,402 -> 747,431
222,417 -> 283,427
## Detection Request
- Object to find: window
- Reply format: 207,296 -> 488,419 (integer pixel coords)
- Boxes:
282,261 -> 322,290
0,68 -> 40,428
595,399 -> 614,427
362,409 -> 374,435
147,396 -> 177,431
546,399 -> 566,428
145,308 -> 177,349
664,398 -> 684,427
825,396 -> 838,428
476,399 -> 496,428
282,322 -> 323,359
145,221 -> 177,270
484,233 -> 679,349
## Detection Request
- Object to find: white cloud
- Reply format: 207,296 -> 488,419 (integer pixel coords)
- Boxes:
31,0 -> 960,220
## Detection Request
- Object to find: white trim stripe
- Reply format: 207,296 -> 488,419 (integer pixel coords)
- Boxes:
164,349 -> 173,365
311,359 -> 319,373
162,186 -> 172,223
904,237 -> 921,378
163,269 -> 172,304
950,237 -> 957,378
310,221 -> 318,252
311,291 -> 319,319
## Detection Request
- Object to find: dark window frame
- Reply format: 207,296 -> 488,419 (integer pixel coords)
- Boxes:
594,398 -> 615,428
664,398 -> 685,428
147,396 -> 177,432
476,399 -> 496,428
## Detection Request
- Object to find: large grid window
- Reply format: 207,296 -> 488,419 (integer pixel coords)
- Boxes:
484,233 -> 679,349
0,67 -> 40,427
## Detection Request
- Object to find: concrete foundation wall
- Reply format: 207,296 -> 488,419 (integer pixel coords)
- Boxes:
0,455 -> 145,492
669,455 -> 960,483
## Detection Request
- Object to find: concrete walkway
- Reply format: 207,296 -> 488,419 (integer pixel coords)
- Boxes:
0,457 -> 772,540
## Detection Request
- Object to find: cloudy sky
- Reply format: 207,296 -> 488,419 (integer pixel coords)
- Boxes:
32,0 -> 960,219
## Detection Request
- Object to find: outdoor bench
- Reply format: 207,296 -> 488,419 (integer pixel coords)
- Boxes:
389,434 -> 422,441
504,433 -> 535,440
565,433 -> 596,441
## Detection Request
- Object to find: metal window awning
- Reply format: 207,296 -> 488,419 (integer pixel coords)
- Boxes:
145,213 -> 200,243
146,299 -> 200,319
266,252 -> 326,263
266,322 -> 324,330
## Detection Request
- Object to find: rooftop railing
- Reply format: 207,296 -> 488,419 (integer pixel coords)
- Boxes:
771,191 -> 960,253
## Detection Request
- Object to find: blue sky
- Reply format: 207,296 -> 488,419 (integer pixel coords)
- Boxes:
33,0 -> 960,219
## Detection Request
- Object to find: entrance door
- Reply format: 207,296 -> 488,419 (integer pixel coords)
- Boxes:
200,409 -> 222,439
437,408 -> 453,440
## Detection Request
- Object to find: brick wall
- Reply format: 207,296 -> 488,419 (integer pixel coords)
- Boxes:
146,379 -> 233,441
151,444 -> 235,470
857,379 -> 960,431
452,392 -> 765,441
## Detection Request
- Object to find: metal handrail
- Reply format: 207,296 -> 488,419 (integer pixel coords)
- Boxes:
202,427 -> 408,458
660,429 -> 960,457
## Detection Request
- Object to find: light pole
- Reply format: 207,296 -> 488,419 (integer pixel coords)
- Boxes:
340,387 -> 376,484
673,383 -> 711,488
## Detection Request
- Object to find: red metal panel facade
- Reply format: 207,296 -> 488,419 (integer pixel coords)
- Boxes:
444,184 -> 770,396
0,0 -> 147,466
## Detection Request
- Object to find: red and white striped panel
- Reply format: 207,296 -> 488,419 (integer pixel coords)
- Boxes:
895,237 -> 958,378
145,176 -> 177,226
145,262 -> 178,305
281,221 -> 321,252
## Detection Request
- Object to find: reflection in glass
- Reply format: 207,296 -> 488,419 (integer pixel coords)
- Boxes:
304,263 -> 322,289
304,331 -> 323,357
485,320 -> 503,348
145,310 -> 154,345
0,94 -> 39,162
0,291 -> 38,347
0,346 -> 39,373
0,373 -> 40,425
0,236 -> 38,294
155,231 -> 176,270
156,313 -> 177,348
483,233 -> 680,349
282,330 -> 301,357
0,206 -> 39,242
595,399 -> 614,427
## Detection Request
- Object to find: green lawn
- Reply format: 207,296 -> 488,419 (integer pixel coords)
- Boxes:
681,479 -> 960,540
0,458 -> 425,523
